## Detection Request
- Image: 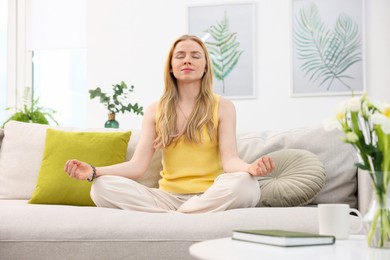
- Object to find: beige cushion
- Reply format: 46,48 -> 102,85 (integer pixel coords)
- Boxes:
0,122 -> 50,199
125,131 -> 162,188
257,149 -> 325,207
237,126 -> 358,208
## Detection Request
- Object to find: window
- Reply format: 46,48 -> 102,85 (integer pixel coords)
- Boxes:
0,0 -> 8,125
32,49 -> 87,127
1,0 -> 87,127
27,0 -> 87,127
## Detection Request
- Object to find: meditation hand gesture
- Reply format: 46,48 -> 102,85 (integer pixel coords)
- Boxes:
248,156 -> 275,177
64,159 -> 95,181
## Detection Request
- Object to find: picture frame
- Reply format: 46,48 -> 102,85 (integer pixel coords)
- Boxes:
291,0 -> 365,97
188,2 -> 256,99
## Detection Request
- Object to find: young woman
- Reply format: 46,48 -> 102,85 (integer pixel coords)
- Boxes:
64,35 -> 275,213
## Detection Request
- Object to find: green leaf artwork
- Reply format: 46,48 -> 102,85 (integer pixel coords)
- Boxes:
204,11 -> 244,94
294,3 -> 362,91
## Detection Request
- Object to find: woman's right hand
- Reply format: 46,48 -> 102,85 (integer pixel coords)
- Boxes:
64,159 -> 94,181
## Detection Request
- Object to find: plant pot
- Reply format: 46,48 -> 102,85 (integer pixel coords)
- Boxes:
363,173 -> 390,248
105,113 -> 119,129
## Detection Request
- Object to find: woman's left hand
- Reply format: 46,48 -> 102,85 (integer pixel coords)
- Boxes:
248,156 -> 275,176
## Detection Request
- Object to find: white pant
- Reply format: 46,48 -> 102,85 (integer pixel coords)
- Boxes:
90,172 -> 260,214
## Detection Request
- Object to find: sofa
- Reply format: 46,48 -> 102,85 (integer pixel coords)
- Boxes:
0,121 -> 372,260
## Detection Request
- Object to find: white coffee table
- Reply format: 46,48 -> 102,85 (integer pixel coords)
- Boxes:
189,235 -> 390,260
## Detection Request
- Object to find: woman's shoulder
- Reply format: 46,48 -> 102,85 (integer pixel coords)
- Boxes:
215,95 -> 236,122
144,101 -> 158,113
148,101 -> 158,110
217,95 -> 235,110
143,101 -> 159,120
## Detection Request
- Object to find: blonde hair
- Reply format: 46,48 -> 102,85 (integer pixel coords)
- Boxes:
154,35 -> 216,148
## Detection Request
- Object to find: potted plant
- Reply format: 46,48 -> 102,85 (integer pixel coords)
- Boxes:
2,87 -> 58,127
89,81 -> 144,128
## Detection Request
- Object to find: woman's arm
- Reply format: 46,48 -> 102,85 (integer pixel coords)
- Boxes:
64,102 -> 158,181
217,97 -> 274,176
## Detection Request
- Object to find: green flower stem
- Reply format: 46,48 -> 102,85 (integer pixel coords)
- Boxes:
383,135 -> 390,174
351,112 -> 363,139
383,209 -> 390,246
377,209 -> 390,247
367,189 -> 390,247
367,208 -> 380,245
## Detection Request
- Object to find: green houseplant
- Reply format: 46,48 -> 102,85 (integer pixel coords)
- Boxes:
2,87 -> 58,127
89,81 -> 144,128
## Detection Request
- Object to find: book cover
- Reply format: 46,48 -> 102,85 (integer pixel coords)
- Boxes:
232,229 -> 335,247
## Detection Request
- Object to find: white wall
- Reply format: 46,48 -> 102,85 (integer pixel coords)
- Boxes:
86,0 -> 390,133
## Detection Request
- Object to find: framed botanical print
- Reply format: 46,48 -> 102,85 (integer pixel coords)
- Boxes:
292,0 -> 365,96
188,2 -> 256,99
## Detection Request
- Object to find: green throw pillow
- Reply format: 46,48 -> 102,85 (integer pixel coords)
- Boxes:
257,149 -> 326,207
29,129 -> 131,206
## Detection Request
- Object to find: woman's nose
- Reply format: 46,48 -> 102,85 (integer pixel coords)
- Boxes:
183,56 -> 192,64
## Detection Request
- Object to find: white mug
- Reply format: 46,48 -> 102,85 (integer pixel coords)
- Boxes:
318,204 -> 363,239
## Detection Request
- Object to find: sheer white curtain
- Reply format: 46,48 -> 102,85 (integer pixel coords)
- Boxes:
0,0 -> 8,125
27,0 -> 87,127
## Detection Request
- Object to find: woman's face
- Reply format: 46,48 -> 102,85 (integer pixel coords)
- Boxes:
170,39 -> 207,84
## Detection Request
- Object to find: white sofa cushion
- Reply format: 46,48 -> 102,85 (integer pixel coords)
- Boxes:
126,130 -> 162,188
0,122 -> 50,199
0,201 -> 363,241
0,200 -> 364,260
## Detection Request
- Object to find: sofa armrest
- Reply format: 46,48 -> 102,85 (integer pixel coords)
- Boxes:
357,169 -> 373,215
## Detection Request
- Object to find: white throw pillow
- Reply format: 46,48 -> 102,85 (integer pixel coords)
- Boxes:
0,121 -> 50,199
125,130 -> 162,189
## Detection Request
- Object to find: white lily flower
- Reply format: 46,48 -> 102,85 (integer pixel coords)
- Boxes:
346,131 -> 359,142
323,103 -> 347,132
361,102 -> 370,118
372,112 -> 390,134
382,121 -> 390,134
346,96 -> 361,112
332,101 -> 348,122
383,105 -> 390,118
337,100 -> 347,114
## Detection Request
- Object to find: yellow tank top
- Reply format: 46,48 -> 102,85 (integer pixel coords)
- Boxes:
158,94 -> 223,194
